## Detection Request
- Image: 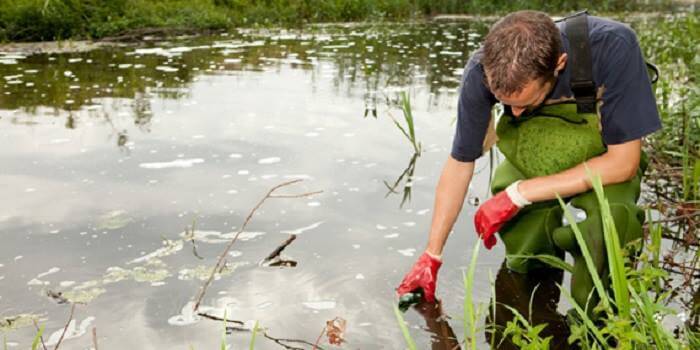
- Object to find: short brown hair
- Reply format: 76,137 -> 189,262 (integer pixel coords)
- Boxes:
482,11 -> 561,95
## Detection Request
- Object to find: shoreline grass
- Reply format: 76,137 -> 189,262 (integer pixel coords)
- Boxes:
0,0 -> 684,42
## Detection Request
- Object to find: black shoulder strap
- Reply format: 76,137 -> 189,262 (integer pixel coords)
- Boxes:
565,11 -> 597,114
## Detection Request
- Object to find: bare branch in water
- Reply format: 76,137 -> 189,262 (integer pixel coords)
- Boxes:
92,327 -> 98,350
192,179 -> 322,311
53,303 -> 76,350
262,235 -> 297,265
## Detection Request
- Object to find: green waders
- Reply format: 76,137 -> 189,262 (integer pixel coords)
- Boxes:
491,102 -> 646,312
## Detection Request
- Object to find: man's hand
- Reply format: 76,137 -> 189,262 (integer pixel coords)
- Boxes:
474,181 -> 531,249
396,252 -> 442,302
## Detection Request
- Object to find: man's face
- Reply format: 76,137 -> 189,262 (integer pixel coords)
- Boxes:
493,78 -> 554,117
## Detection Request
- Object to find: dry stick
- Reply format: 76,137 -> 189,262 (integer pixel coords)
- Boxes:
53,303 -> 76,350
92,327 -> 98,350
196,312 -> 245,326
193,179 -> 322,311
32,319 -> 48,350
262,235 -> 297,264
263,331 -> 323,350
312,327 -> 326,350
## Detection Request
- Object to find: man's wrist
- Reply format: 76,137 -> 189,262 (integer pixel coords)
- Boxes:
424,249 -> 442,261
506,180 -> 532,207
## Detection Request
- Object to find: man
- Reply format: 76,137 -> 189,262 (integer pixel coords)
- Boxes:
397,10 -> 660,309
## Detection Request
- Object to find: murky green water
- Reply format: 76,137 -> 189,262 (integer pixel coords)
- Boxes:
0,16 -> 692,349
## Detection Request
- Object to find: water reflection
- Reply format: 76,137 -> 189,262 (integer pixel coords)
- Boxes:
486,262 -> 570,350
0,22 -> 490,118
406,260 -> 569,349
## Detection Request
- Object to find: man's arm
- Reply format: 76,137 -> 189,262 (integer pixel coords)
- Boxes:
518,139 -> 641,202
425,156 -> 475,256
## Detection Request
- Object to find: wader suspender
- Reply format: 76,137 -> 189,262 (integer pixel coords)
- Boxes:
565,12 -> 597,114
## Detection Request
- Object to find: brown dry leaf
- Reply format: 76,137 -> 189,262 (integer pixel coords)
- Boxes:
326,317 -> 347,346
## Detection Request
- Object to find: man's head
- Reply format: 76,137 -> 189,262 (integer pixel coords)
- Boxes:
482,10 -> 567,116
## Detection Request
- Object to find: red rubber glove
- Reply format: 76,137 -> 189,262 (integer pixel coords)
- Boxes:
474,181 -> 530,249
396,251 -> 442,302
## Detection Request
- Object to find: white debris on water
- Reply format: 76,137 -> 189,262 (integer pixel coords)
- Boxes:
228,250 -> 242,258
229,153 -> 242,158
155,65 -> 179,72
224,58 -> 242,64
403,222 -> 416,227
60,281 -> 75,287
139,158 -> 204,169
283,174 -> 312,180
128,240 -> 183,264
280,221 -> 324,235
168,301 -> 212,326
256,301 -> 273,309
384,233 -> 399,239
417,209 -> 431,216
398,248 -> 416,257
14,256 -> 23,261
258,157 -> 281,164
237,170 -> 249,175
355,273 -> 365,280
27,278 -> 47,286
307,201 -> 320,207
302,301 -> 336,310
37,267 -> 60,279
376,224 -> 387,230
45,316 -> 95,346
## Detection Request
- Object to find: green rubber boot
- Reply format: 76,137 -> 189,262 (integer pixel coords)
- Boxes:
551,166 -> 646,312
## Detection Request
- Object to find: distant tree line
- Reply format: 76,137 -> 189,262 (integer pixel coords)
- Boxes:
0,0 -> 679,42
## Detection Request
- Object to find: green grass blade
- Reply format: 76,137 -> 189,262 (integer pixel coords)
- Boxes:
221,311 -> 228,350
588,171 -> 631,317
400,91 -> 416,141
249,321 -> 259,350
393,304 -> 417,350
556,194 -> 610,311
464,240 -> 481,350
489,270 -> 497,350
557,284 -> 607,346
31,324 -> 44,350
506,254 -> 574,273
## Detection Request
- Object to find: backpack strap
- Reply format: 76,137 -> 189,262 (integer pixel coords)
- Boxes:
565,12 -> 597,114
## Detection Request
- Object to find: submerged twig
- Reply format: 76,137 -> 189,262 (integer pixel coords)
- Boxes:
192,179 -> 322,311
312,327 -> 326,350
53,303 -> 76,350
32,319 -> 48,350
197,312 -> 245,326
263,331 -> 323,350
262,235 -> 297,265
92,327 -> 98,350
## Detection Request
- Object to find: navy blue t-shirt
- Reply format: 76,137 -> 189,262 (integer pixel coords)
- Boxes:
451,16 -> 661,162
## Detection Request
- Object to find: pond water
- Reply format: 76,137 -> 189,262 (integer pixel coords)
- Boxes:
0,16 -> 691,349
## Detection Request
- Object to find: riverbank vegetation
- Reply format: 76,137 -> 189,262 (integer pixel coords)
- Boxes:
0,0 -> 684,42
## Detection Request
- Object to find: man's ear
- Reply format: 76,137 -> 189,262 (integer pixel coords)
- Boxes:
556,53 -> 568,72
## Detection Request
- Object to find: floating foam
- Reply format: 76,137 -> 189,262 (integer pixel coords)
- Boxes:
139,158 -> 204,169
280,221 -> 324,235
45,317 -> 95,346
302,301 -> 336,310
398,248 -> 416,257
258,157 -> 281,164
